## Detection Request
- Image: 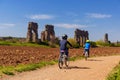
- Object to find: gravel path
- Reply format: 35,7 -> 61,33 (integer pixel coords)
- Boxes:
2,55 -> 120,80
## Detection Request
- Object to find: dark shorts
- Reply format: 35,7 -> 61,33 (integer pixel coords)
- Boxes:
84,49 -> 90,56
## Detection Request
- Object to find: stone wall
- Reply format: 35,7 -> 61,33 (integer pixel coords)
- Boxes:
26,22 -> 38,43
74,29 -> 89,46
41,24 -> 55,42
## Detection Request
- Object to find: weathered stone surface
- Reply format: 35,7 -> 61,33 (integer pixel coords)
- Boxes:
41,24 -> 55,42
26,22 -> 38,43
104,33 -> 109,43
74,29 -> 89,46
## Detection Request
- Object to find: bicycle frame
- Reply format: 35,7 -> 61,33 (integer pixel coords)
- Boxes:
85,50 -> 88,60
58,50 -> 69,69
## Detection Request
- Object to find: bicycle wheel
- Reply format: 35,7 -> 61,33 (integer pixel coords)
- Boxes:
58,61 -> 63,69
64,57 -> 69,67
85,51 -> 88,60
58,56 -> 64,69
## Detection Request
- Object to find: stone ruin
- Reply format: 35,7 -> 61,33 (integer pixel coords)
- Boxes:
104,33 -> 108,43
74,28 -> 89,46
41,24 -> 55,42
104,33 -> 109,43
26,22 -> 90,46
26,22 -> 38,43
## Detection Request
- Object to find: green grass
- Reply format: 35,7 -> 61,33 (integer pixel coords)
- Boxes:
2,70 -> 14,75
106,62 -> 120,80
0,60 -> 57,76
0,66 -> 15,75
0,41 -> 50,48
15,61 -> 57,72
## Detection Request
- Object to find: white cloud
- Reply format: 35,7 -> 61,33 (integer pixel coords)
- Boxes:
86,13 -> 112,18
28,14 -> 54,20
0,23 -> 15,27
54,23 -> 88,29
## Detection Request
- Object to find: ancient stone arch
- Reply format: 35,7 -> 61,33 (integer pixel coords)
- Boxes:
26,22 -> 38,43
41,24 -> 55,42
74,29 -> 89,46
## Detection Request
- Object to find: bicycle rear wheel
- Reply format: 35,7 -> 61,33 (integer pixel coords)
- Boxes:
85,51 -> 88,60
62,54 -> 69,68
64,57 -> 69,67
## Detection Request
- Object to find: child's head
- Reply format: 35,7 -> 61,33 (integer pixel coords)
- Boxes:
86,40 -> 90,43
62,34 -> 68,40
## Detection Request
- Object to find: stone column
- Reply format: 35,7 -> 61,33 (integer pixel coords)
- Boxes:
41,24 -> 55,42
74,28 -> 89,47
104,33 -> 108,43
26,22 -> 38,43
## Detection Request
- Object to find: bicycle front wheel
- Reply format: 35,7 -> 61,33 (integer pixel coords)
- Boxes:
58,59 -> 63,69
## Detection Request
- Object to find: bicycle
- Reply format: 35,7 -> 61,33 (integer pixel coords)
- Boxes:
84,50 -> 89,60
58,50 -> 69,69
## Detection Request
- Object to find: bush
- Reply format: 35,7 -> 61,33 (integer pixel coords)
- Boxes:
40,41 -> 49,46
96,40 -> 111,47
54,37 -> 60,45
48,42 -> 58,48
68,38 -> 80,48
90,41 -> 97,47
115,43 -> 120,47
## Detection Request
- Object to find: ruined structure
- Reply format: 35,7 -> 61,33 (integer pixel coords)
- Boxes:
41,24 -> 55,42
26,22 -> 38,43
74,29 -> 89,46
104,33 -> 109,43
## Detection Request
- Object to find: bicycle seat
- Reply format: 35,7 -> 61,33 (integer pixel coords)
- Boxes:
60,50 -> 65,52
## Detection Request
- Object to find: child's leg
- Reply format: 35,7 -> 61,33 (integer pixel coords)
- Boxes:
88,49 -> 90,57
83,49 -> 86,55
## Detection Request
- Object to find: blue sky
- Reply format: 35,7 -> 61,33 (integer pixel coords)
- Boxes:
0,0 -> 120,42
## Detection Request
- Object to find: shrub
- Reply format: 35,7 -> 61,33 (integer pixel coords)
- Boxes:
96,40 -> 111,47
90,41 -> 97,47
68,38 -> 80,48
115,43 -> 120,47
40,41 -> 49,46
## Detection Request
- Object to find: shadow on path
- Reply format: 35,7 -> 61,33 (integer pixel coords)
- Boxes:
87,59 -> 103,61
65,66 -> 90,69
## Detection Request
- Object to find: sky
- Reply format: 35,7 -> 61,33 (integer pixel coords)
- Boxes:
0,0 -> 120,42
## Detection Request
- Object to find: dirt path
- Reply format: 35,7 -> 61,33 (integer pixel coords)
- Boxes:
2,55 -> 120,80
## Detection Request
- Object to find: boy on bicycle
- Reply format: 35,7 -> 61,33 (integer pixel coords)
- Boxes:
84,40 -> 90,57
59,34 -> 72,58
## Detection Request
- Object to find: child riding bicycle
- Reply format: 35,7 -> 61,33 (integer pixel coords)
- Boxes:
84,40 -> 91,57
59,34 -> 72,60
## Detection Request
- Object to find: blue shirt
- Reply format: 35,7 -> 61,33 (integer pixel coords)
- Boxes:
84,42 -> 90,49
60,40 -> 72,50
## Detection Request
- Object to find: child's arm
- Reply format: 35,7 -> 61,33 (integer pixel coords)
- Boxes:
67,41 -> 72,48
